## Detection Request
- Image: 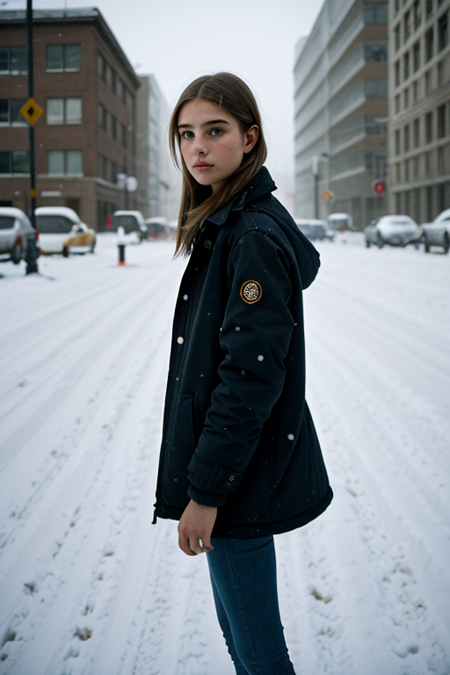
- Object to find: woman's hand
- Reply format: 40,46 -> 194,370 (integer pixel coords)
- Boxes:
178,500 -> 217,556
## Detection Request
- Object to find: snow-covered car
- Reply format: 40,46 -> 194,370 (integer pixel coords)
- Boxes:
364,215 -> 421,248
295,219 -> 335,241
0,207 -> 39,265
328,212 -> 353,231
36,207 -> 96,256
422,209 -> 450,254
112,210 -> 146,243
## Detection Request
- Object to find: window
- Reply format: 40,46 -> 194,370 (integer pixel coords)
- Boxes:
404,124 -> 410,152
0,99 -> 27,125
395,128 -> 401,155
98,103 -> 108,132
395,60 -> 401,87
438,10 -> 449,51
414,0 -> 422,29
426,185 -> 433,220
413,79 -> 419,101
425,69 -> 432,94
46,45 -> 81,72
405,158 -> 410,182
396,192 -> 402,213
437,146 -> 445,173
365,79 -> 388,98
425,111 -> 433,143
0,46 -> 27,74
438,103 -> 447,137
395,94 -> 401,113
413,156 -> 421,178
395,24 -> 401,51
438,60 -> 444,86
413,40 -> 421,72
404,10 -> 411,41
364,42 -> 388,62
98,53 -> 107,82
426,0 -> 434,20
47,97 -> 82,125
404,87 -> 410,108
425,27 -> 434,61
396,162 -> 401,182
121,123 -> 127,147
363,5 -> 388,23
414,117 -> 421,147
48,150 -> 82,175
404,51 -> 410,80
111,115 -> 117,140
0,150 -> 30,173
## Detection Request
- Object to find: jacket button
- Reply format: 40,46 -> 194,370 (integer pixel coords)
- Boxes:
228,475 -> 235,482
204,239 -> 212,249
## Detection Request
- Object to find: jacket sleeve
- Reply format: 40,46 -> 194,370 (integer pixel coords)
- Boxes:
187,227 -> 297,502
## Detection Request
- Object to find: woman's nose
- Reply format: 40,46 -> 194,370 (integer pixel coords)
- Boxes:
193,136 -> 206,155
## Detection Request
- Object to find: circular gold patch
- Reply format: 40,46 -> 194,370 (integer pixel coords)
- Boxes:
240,280 -> 262,304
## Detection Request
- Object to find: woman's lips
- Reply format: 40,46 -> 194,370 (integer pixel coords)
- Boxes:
194,163 -> 213,172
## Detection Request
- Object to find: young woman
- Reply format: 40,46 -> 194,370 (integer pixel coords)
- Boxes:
153,72 -> 333,675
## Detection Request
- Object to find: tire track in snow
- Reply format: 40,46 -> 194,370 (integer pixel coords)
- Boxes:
290,297 -> 450,673
0,254 -> 186,672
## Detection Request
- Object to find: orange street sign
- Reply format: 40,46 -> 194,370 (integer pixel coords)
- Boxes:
20,97 -> 44,126
321,190 -> 334,201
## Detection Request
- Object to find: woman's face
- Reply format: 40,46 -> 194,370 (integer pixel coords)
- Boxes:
177,99 -> 258,194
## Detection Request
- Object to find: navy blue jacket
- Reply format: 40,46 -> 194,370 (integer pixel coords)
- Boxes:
153,167 -> 332,538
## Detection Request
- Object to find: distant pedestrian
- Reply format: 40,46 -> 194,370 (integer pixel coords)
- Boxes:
153,72 -> 332,675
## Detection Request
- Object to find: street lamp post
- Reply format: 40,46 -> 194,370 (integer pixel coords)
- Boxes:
312,153 -> 329,220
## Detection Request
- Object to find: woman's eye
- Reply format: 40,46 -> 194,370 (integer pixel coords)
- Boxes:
181,131 -> 194,139
210,127 -> 223,136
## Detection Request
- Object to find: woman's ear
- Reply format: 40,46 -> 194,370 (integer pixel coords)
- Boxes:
243,125 -> 259,154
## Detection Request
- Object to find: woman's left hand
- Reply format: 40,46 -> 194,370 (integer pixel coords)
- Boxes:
178,500 -> 217,556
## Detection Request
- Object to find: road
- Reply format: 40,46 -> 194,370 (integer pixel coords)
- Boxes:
0,234 -> 449,675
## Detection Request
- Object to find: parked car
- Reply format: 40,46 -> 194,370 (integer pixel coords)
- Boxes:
0,207 -> 39,265
364,215 -> 421,248
112,210 -> 146,242
422,208 -> 450,254
295,219 -> 335,241
328,212 -> 353,231
36,207 -> 96,256
145,217 -> 169,239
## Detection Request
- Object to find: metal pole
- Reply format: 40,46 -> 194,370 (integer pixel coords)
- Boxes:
314,172 -> 319,220
26,0 -> 38,274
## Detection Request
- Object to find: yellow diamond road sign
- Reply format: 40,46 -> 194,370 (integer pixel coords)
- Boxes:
20,97 -> 44,126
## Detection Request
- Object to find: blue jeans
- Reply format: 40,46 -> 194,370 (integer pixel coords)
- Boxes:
206,536 -> 296,675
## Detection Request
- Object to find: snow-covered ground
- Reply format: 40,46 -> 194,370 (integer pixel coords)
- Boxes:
1,233 -> 449,675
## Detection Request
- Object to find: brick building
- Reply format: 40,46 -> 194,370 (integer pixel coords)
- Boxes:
0,8 -> 141,230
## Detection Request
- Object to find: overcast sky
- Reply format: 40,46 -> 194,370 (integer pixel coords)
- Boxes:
5,0 -> 325,202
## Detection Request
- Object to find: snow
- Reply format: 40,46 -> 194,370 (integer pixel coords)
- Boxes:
1,233 -> 449,675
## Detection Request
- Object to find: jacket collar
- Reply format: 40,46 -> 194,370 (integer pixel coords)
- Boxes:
207,167 -> 277,226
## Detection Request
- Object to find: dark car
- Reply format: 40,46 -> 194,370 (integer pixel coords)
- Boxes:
295,219 -> 334,241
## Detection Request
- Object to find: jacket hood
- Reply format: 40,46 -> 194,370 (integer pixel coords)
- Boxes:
207,167 -> 320,289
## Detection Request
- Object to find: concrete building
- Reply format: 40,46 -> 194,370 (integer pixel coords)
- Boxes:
293,0 -> 388,229
388,0 -> 450,222
0,8 -> 140,230
135,74 -> 179,220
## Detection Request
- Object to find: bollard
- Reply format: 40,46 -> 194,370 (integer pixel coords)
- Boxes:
117,226 -> 126,266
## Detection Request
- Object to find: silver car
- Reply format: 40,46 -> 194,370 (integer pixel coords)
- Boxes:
364,215 -> 420,248
422,209 -> 450,254
0,207 -> 38,265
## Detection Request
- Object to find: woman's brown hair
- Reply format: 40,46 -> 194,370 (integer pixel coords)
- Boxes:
169,72 -> 267,256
